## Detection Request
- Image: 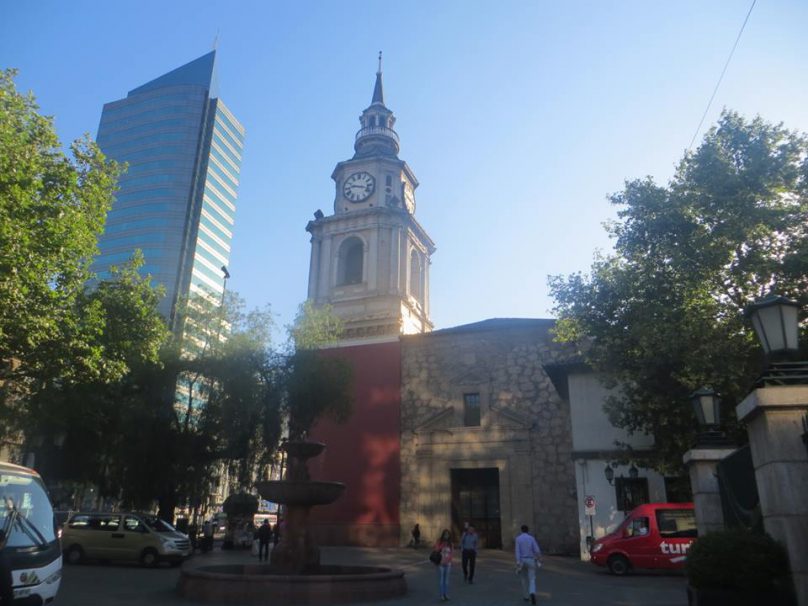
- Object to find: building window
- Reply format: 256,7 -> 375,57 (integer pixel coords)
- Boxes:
463,393 -> 481,427
409,250 -> 422,302
337,237 -> 363,285
615,477 -> 649,512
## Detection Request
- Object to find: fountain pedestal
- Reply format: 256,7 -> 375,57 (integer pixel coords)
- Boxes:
257,441 -> 345,573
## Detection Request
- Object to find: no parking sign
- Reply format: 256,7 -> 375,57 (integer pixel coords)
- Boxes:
584,495 -> 596,516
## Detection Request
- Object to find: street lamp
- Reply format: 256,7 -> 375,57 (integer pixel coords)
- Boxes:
745,294 -> 800,358
690,386 -> 729,446
604,464 -> 614,485
745,294 -> 807,386
629,464 -> 639,479
691,386 -> 721,430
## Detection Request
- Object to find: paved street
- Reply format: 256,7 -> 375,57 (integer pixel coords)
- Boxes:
57,546 -> 688,606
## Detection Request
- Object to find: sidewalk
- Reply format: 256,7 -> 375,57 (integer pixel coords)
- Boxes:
58,545 -> 688,606
192,545 -> 688,605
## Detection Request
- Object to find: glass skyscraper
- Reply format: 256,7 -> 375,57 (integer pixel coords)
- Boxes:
93,51 -> 244,334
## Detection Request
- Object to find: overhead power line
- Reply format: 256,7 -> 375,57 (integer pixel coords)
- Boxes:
687,0 -> 757,151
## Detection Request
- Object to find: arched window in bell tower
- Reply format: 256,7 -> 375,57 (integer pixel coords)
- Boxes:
409,250 -> 422,302
338,237 -> 364,285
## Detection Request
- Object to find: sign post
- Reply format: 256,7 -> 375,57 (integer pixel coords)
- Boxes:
584,495 -> 596,551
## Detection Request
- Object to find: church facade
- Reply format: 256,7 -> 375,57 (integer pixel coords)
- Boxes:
305,62 -> 672,555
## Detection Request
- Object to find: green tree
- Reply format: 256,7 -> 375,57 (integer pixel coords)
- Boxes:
549,111 -> 808,472
22,253 -> 170,504
284,300 -> 352,440
287,299 -> 344,351
0,69 -> 121,406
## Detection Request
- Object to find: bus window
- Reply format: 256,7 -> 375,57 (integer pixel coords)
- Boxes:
0,470 -> 57,548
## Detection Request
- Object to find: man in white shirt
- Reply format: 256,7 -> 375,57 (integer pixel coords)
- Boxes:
514,525 -> 542,604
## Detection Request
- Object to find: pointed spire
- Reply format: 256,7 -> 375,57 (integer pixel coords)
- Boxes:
372,51 -> 384,105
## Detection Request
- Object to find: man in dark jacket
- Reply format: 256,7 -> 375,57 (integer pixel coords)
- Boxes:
460,524 -> 479,583
257,519 -> 272,562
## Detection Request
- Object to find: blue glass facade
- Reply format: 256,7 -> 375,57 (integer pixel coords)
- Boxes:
92,51 -> 244,327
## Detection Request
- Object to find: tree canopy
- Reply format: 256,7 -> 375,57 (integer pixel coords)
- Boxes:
549,111 -> 808,472
0,69 -> 122,400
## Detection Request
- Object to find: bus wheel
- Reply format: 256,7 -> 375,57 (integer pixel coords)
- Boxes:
65,545 -> 84,565
140,548 -> 159,568
607,554 -> 631,576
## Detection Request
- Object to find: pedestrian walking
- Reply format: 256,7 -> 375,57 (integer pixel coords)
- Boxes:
187,521 -> 199,553
515,525 -> 542,605
433,528 -> 453,602
201,519 -> 214,553
257,519 -> 272,561
460,524 -> 478,583
271,522 -> 280,546
410,523 -> 421,548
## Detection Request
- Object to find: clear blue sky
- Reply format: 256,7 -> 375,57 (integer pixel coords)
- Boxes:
3,1 -> 807,338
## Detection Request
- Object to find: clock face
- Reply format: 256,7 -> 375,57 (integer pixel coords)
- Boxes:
343,171 -> 375,202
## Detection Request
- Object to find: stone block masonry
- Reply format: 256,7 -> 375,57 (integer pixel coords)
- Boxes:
399,319 -> 581,554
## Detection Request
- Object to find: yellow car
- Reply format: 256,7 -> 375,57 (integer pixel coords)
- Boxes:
62,512 -> 191,567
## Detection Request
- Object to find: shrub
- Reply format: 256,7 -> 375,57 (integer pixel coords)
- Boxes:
686,529 -> 790,592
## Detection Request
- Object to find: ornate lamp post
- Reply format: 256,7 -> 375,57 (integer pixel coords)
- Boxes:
689,386 -> 730,447
745,294 -> 807,385
736,294 -> 808,604
745,294 -> 800,358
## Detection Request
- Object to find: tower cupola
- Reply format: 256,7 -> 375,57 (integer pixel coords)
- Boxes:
354,52 -> 400,159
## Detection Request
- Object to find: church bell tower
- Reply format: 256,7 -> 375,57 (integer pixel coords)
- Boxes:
306,54 -> 435,343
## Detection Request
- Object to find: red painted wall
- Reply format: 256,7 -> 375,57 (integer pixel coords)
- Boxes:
307,341 -> 401,546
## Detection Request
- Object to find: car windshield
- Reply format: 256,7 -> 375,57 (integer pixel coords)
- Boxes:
143,515 -> 177,533
0,470 -> 56,548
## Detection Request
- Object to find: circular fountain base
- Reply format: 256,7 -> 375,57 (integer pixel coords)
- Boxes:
177,563 -> 407,605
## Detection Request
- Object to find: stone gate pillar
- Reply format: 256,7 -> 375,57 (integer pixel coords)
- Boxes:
683,447 -> 736,536
736,385 -> 808,606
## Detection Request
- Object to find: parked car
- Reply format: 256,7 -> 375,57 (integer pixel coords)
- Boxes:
61,512 -> 192,567
590,503 -> 697,575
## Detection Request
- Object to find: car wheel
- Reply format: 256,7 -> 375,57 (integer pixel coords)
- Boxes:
607,554 -> 631,576
140,548 -> 159,568
65,545 -> 84,565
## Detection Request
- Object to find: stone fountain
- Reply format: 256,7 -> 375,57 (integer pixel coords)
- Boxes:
177,440 -> 406,604
261,440 -> 344,573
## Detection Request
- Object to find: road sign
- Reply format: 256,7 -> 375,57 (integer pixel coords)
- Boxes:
584,495 -> 596,516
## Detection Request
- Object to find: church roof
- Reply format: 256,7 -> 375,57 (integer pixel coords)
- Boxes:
426,317 -> 556,336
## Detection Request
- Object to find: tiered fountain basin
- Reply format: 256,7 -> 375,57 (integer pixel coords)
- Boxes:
177,440 -> 407,604
177,563 -> 406,605
255,480 -> 345,506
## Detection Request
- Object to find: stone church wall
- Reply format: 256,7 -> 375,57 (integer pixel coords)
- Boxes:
400,319 -> 580,553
